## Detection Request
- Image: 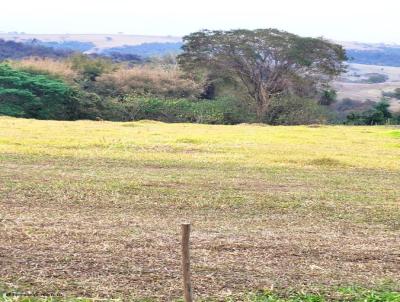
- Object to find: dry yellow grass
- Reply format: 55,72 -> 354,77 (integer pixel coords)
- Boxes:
10,58 -> 78,83
96,66 -> 202,98
334,81 -> 400,111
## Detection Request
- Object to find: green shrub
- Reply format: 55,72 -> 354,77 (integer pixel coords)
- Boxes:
265,96 -> 331,125
0,64 -> 83,120
70,54 -> 115,81
0,64 -> 252,124
382,88 -> 400,100
346,100 -> 395,125
101,96 -> 254,124
319,89 -> 337,106
362,73 -> 389,84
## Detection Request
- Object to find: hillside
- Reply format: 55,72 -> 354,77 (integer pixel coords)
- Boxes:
334,63 -> 400,111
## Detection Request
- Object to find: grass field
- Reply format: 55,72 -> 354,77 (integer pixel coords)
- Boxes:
0,117 -> 399,301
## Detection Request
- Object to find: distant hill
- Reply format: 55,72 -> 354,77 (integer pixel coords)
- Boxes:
332,42 -> 400,111
0,33 -> 182,53
346,48 -> 400,67
340,41 -> 400,67
333,63 -> 400,112
2,34 -> 400,66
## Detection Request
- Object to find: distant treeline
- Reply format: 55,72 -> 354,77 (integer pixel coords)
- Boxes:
5,37 -> 400,68
347,47 -> 400,67
0,39 -> 72,60
32,40 -> 95,52
0,38 -> 182,61
0,39 -> 145,63
100,42 -> 183,58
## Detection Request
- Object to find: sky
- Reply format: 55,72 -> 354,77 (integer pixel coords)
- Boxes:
1,0 -> 399,43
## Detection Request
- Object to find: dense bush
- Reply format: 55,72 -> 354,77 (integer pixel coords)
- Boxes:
383,88 -> 400,100
101,96 -> 254,124
0,63 -> 253,123
265,97 -> 331,125
319,89 -> 337,106
0,64 -> 86,120
333,98 -> 376,112
331,98 -> 376,121
362,73 -> 388,84
345,100 -> 396,125
70,54 -> 116,81
2,46 -> 397,125
94,66 -> 203,99
0,63 -> 350,125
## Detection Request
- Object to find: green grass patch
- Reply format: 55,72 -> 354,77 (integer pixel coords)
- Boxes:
388,131 -> 400,139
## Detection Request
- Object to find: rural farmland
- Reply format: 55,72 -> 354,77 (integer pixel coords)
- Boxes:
0,117 -> 399,301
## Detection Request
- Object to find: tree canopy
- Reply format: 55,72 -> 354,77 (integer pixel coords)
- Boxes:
178,29 -> 347,120
0,64 -> 80,119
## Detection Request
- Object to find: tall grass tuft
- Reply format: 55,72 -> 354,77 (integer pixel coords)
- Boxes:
10,57 -> 78,83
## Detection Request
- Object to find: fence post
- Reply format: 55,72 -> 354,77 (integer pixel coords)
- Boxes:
181,223 -> 193,302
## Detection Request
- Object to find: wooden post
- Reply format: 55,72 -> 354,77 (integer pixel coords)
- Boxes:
181,223 -> 193,302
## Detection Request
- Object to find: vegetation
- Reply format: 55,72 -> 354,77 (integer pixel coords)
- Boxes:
104,96 -> 253,123
383,88 -> 400,100
345,100 -> 397,125
94,66 -> 202,99
319,89 -> 337,106
178,29 -> 346,120
0,58 -> 340,125
265,96 -> 331,125
2,288 -> 400,301
1,29 -> 399,125
0,63 -> 251,123
0,64 -> 83,119
0,118 -> 399,300
0,38 -> 145,63
9,58 -> 78,83
0,39 -> 71,60
70,54 -> 116,82
246,289 -> 400,302
32,40 -> 95,52
362,73 -> 389,84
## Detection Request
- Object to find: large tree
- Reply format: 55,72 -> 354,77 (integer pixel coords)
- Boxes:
178,29 -> 347,120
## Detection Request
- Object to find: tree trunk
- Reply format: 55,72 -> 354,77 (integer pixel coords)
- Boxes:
255,88 -> 270,122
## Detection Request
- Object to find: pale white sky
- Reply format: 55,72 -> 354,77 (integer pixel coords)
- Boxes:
1,0 -> 399,43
